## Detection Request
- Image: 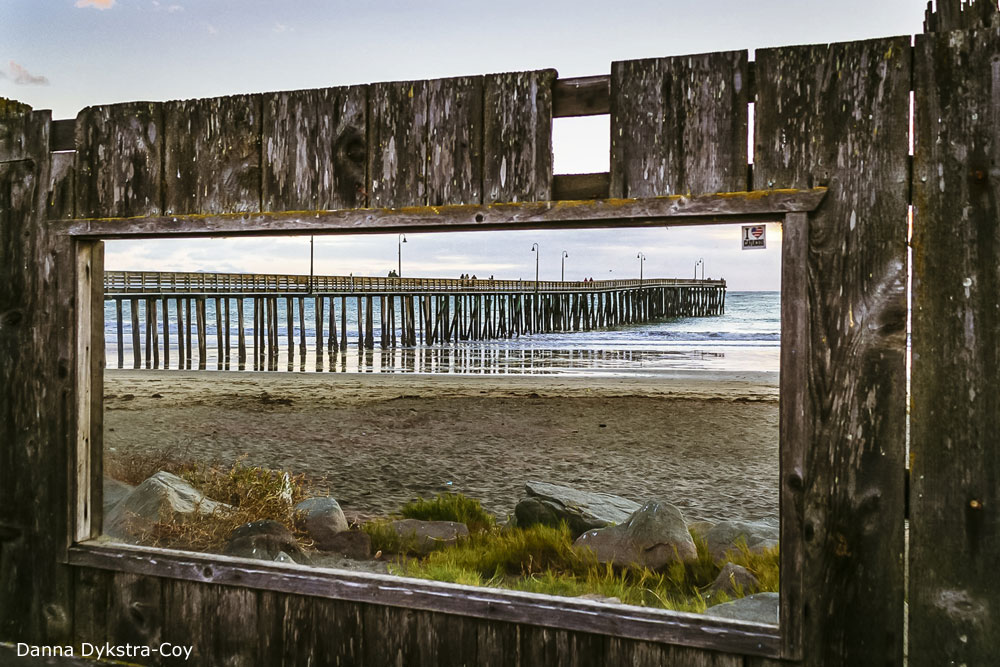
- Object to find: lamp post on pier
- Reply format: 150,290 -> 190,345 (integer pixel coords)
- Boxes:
561,250 -> 569,282
694,258 -> 703,281
637,252 -> 645,284
398,233 -> 407,278
309,236 -> 314,294
531,243 -> 539,292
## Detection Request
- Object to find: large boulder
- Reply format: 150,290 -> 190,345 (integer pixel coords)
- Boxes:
103,477 -> 135,516
314,529 -> 372,560
294,497 -> 349,549
514,481 -> 640,537
706,562 -> 760,600
704,592 -> 779,625
389,519 -> 468,555
104,471 -> 228,541
704,519 -> 779,562
224,520 -> 309,564
573,501 -> 696,569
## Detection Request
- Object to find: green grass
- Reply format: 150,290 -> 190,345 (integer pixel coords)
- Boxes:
399,493 -> 496,533
391,524 -> 780,613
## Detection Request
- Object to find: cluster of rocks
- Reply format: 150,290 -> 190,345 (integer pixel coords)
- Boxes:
513,480 -> 780,624
103,473 -> 779,624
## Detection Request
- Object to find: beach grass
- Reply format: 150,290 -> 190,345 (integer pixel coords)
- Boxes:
399,493 -> 496,533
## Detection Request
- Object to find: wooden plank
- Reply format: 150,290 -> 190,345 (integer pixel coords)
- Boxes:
552,172 -> 610,200
68,543 -> 782,657
910,24 -> 1000,666
426,75 -> 484,206
311,597 -> 363,665
47,151 -> 76,219
484,69 -> 557,203
0,108 -> 76,645
160,578 -> 209,667
262,85 -> 368,211
368,79 -> 428,207
163,94 -> 261,215
64,188 -> 826,239
553,75 -> 611,117
755,37 -> 910,664
610,50 -> 748,197
75,102 -> 163,217
108,572 -> 162,664
50,118 -> 76,151
72,567 -> 110,649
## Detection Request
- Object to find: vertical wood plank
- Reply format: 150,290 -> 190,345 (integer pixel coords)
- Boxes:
426,75 -> 484,206
262,85 -> 368,211
109,572 -> 163,665
910,24 -> 1000,666
0,108 -> 75,645
47,151 -> 76,219
163,94 -> 261,214
75,102 -> 163,217
610,51 -> 749,197
368,79 -> 428,208
755,37 -> 910,665
483,69 -> 557,203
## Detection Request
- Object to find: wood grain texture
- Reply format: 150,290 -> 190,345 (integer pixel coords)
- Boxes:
262,86 -> 367,211
109,572 -> 162,664
426,75 -> 484,206
610,51 -> 748,197
64,188 -> 826,239
75,102 -> 163,217
368,79 -> 429,207
553,75 -> 610,117
924,0 -> 999,32
484,69 -> 557,203
0,98 -> 35,160
910,24 -> 1000,666
163,94 -> 262,214
0,109 -> 76,646
755,37 -> 910,665
47,151 -> 76,219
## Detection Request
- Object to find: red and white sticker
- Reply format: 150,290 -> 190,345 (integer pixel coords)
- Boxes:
741,225 -> 766,250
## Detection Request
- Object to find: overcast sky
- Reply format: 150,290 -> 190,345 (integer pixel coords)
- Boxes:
1,1 -> 925,289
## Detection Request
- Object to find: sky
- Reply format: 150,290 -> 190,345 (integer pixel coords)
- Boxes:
1,1 -> 927,289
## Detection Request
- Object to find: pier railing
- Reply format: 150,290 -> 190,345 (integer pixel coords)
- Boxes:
104,271 -> 725,296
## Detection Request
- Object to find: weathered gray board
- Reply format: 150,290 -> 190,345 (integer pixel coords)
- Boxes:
910,22 -> 1000,666
262,86 -> 368,210
610,51 -> 748,197
924,0 -> 999,32
755,36 -> 910,664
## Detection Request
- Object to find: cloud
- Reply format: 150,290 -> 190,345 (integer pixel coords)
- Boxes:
151,1 -> 184,12
5,61 -> 50,86
206,23 -> 219,35
75,0 -> 116,9
273,23 -> 294,33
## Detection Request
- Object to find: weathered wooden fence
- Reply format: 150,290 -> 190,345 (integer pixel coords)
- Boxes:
1,1 -> 998,664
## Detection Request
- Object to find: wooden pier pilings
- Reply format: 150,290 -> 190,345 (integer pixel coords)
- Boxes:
102,271 -> 726,370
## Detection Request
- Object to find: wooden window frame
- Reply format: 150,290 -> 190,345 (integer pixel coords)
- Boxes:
59,188 -> 824,659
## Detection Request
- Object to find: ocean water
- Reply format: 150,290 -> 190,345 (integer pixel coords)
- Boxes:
103,291 -> 779,376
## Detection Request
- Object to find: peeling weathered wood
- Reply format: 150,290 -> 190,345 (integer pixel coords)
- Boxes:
63,188 -> 826,239
756,37 -> 910,665
426,75 -> 484,206
910,23 -> 1000,666
163,95 -> 261,215
611,51 -> 748,197
368,79 -> 429,208
484,69 -> 557,203
262,86 -> 367,211
47,152 -> 75,219
76,102 -> 163,217
109,573 -> 162,664
925,0 -> 999,32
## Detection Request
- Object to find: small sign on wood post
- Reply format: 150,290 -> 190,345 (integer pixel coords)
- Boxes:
742,224 -> 766,250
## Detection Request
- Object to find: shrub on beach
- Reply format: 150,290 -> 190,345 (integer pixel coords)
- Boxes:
399,493 -> 496,533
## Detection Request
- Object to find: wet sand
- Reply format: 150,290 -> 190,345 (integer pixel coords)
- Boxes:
103,369 -> 779,524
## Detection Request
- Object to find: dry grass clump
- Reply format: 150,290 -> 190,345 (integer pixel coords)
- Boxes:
104,447 -> 202,486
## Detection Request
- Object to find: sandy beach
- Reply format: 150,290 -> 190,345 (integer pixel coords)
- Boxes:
103,369 -> 779,524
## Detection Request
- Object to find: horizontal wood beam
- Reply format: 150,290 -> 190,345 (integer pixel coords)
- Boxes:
553,172 -> 611,200
69,543 -> 781,657
59,188 -> 826,239
553,75 -> 611,117
50,118 -> 76,152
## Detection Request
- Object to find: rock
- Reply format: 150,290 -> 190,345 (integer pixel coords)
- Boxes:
103,477 -> 135,516
573,501 -> 697,569
315,529 -> 371,560
704,592 -> 779,625
704,519 -> 779,562
294,497 -> 349,549
274,551 -> 294,563
514,481 -> 640,537
104,471 -> 228,541
687,521 -> 716,541
389,519 -> 469,555
707,563 -> 760,599
224,520 -> 309,564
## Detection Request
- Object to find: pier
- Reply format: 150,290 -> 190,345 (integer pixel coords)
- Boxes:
104,270 -> 726,370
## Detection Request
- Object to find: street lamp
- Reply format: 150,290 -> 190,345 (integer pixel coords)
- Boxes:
309,236 -> 314,294
398,233 -> 407,278
637,252 -> 645,282
700,257 -> 705,280
531,243 -> 539,291
694,258 -> 703,281
561,250 -> 569,282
